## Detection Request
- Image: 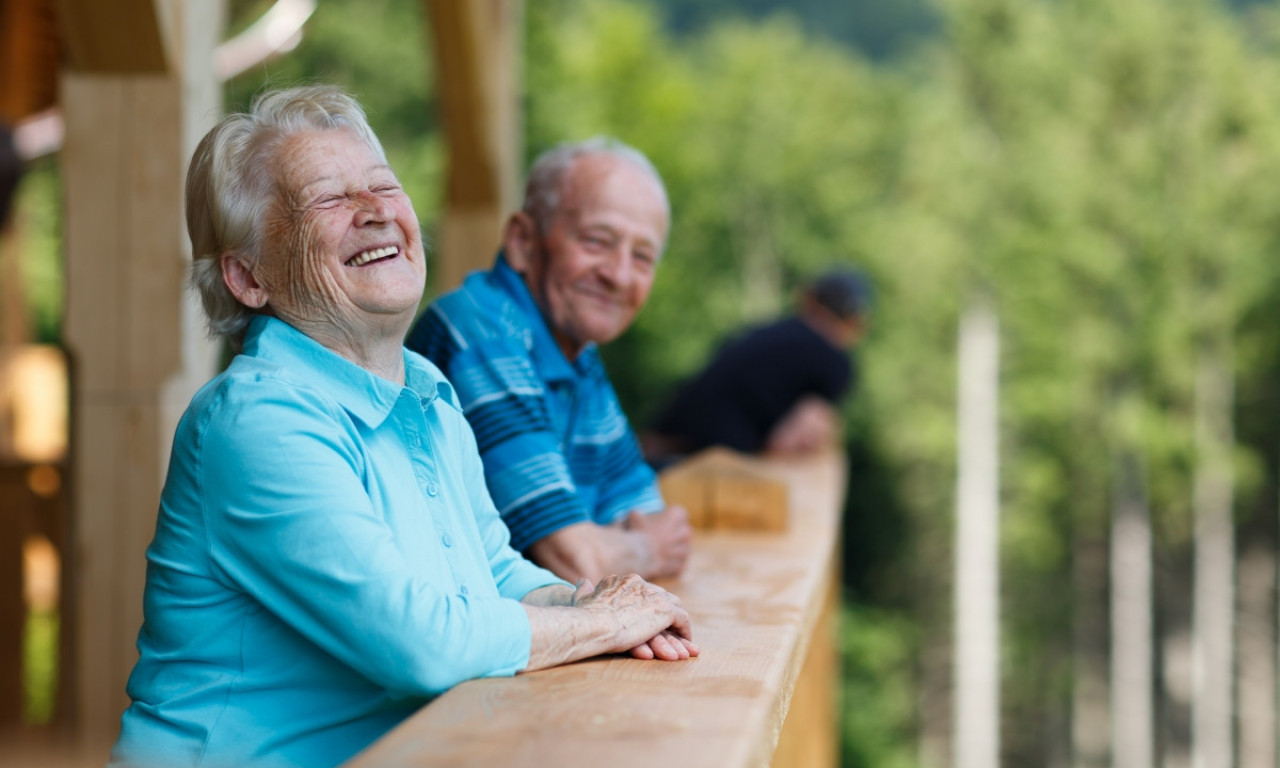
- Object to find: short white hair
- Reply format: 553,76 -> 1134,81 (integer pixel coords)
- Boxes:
522,137 -> 669,239
186,85 -> 387,343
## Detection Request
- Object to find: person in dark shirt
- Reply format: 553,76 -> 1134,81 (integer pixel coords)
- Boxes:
644,267 -> 871,461
0,123 -> 21,230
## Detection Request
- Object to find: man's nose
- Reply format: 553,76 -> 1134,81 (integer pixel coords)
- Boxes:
597,246 -> 633,285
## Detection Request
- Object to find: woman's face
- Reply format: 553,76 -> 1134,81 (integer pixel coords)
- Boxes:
251,127 -> 426,345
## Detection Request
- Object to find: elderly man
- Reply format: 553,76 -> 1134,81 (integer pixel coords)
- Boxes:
406,138 -> 691,584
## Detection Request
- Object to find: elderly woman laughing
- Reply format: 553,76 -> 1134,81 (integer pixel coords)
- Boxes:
109,85 -> 697,768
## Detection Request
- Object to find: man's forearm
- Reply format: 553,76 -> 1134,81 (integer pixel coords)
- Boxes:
527,522 -> 651,584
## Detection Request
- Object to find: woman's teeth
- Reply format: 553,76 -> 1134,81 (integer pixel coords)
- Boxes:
347,246 -> 398,267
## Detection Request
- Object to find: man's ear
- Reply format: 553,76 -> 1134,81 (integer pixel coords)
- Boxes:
502,211 -> 539,274
221,252 -> 269,309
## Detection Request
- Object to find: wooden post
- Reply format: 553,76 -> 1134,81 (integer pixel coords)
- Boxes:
58,0 -> 221,750
422,0 -> 522,295
772,570 -> 839,768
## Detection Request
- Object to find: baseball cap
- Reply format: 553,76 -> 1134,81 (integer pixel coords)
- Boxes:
810,266 -> 872,319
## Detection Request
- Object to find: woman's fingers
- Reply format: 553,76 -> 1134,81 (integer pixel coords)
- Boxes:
628,631 -> 700,662
583,574 -> 697,657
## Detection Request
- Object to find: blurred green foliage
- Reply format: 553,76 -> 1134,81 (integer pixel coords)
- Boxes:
11,157 -> 62,344
840,604 -> 919,768
528,0 -> 1280,763
24,609 -> 57,724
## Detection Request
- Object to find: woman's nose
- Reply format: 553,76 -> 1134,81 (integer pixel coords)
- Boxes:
353,191 -> 392,225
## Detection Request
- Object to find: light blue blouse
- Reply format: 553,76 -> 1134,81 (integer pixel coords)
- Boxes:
110,316 -> 567,768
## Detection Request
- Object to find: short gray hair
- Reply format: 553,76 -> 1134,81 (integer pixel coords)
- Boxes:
522,137 -> 669,237
186,85 -> 387,342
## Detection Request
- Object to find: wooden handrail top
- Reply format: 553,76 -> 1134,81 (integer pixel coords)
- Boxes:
344,448 -> 847,768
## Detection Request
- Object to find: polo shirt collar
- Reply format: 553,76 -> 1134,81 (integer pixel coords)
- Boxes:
491,252 -> 599,385
243,315 -> 451,427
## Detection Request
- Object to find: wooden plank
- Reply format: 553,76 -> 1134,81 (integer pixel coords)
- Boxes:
53,0 -> 222,757
344,450 -> 846,768
422,0 -> 521,293
69,401 -> 126,747
69,398 -> 162,747
122,78 -> 184,390
60,72 -> 190,751
658,447 -> 790,532
60,76 -> 127,393
55,0 -> 169,73
772,571 -> 838,768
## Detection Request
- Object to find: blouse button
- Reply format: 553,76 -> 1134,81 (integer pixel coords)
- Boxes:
442,533 -> 453,548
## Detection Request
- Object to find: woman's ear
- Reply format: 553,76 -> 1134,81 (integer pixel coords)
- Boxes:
221,252 -> 269,309
502,211 -> 539,274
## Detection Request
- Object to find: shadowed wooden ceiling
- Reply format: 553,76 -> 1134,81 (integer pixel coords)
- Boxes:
0,0 -> 60,124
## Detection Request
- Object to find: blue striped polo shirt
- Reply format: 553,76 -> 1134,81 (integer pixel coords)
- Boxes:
405,253 -> 664,553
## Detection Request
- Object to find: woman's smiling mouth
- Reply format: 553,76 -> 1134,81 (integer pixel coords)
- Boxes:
346,245 -> 400,267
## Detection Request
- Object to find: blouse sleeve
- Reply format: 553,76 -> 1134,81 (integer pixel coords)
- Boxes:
198,379 -> 533,697
438,390 -> 571,599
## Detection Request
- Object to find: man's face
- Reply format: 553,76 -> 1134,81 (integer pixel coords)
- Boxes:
511,154 -> 669,360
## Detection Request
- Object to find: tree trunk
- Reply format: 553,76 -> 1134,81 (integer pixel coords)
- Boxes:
953,300 -> 1001,768
1191,343 -> 1235,768
1237,544 -> 1275,768
1072,534 -> 1109,768
1110,450 -> 1153,768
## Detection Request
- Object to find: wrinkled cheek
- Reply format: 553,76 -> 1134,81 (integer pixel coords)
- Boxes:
272,217 -> 344,321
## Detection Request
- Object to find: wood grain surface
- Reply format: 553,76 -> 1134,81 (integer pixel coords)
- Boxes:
344,449 -> 846,768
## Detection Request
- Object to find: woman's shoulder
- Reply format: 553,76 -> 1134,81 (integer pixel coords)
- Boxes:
183,356 -> 346,440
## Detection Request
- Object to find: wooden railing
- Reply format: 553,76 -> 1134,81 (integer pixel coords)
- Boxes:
345,447 -> 847,768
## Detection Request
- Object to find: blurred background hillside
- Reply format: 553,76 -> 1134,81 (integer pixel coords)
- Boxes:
8,0 -> 1280,766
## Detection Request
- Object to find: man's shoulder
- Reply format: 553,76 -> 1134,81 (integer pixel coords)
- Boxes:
422,268 -> 533,350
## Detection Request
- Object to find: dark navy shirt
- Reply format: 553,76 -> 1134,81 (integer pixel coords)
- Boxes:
652,315 -> 854,454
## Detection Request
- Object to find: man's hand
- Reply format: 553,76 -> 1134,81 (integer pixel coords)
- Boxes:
527,506 -> 692,584
764,395 -> 840,455
622,505 -> 692,580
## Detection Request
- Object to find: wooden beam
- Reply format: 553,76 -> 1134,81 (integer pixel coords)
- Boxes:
55,0 -> 170,73
423,0 -> 522,294
658,447 -> 791,531
0,0 -> 61,123
61,71 -> 182,749
59,0 -> 222,751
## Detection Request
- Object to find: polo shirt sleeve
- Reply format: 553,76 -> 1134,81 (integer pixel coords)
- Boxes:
587,383 -> 664,524
198,378 -> 533,697
440,393 -> 571,598
416,314 -> 596,552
